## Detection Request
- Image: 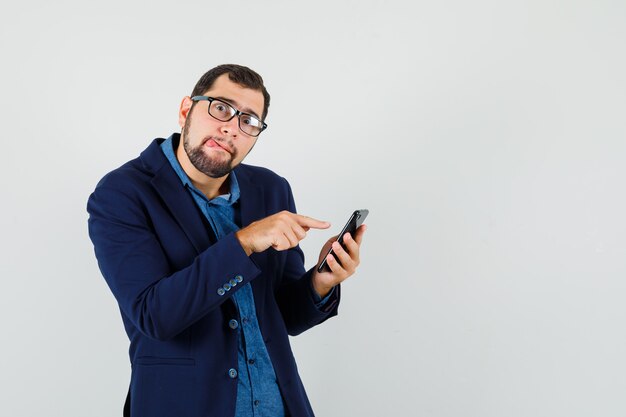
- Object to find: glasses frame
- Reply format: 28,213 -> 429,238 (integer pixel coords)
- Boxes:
190,95 -> 268,137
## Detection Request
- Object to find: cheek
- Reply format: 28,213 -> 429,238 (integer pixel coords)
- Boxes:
240,140 -> 257,156
242,140 -> 253,150
185,111 -> 213,133
185,120 -> 208,142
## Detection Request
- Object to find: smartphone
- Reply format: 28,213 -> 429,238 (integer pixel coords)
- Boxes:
317,209 -> 369,273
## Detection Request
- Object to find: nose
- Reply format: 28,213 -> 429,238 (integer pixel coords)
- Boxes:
220,117 -> 239,139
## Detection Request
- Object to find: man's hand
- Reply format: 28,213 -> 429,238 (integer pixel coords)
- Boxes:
236,211 -> 330,256
311,224 -> 367,298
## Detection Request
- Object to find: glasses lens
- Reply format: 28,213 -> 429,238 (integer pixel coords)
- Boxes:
239,114 -> 263,136
209,100 -> 235,121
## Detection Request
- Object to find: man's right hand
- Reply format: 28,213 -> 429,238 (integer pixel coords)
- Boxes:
235,211 -> 330,256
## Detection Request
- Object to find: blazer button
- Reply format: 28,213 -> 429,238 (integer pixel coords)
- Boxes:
228,368 -> 238,379
217,288 -> 226,296
229,278 -> 238,287
235,275 -> 243,283
228,319 -> 239,330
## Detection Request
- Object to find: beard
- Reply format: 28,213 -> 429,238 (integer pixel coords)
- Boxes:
182,113 -> 238,179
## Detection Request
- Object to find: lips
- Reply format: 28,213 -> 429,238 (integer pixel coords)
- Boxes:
204,137 -> 232,154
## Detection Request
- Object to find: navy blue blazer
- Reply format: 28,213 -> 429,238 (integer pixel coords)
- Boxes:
87,137 -> 340,417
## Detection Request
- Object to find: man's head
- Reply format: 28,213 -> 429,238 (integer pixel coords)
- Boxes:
178,64 -> 270,180
190,64 -> 270,121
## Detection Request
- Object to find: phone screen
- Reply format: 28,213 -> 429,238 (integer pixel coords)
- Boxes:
317,209 -> 369,273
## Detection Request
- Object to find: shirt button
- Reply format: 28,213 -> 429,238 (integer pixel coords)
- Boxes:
235,275 -> 243,283
242,317 -> 249,324
223,283 -> 232,291
228,368 -> 238,379
217,288 -> 226,296
248,358 -> 255,365
228,319 -> 239,330
229,278 -> 238,287
254,400 -> 260,406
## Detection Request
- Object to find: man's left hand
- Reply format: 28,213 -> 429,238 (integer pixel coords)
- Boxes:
311,225 -> 367,298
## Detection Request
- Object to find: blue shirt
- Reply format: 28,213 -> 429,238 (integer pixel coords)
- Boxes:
161,136 -> 286,416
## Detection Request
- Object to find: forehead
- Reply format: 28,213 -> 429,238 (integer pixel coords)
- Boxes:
203,73 -> 265,119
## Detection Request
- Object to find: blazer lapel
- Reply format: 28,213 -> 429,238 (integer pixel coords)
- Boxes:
236,166 -> 272,301
141,138 -> 215,254
236,166 -> 266,227
152,167 -> 215,254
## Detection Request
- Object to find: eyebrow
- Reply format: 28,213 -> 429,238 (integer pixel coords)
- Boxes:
214,96 -> 261,120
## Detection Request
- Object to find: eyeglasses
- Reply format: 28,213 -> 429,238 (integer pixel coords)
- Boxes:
190,96 -> 267,137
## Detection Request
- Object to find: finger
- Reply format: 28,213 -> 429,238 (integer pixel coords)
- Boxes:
283,228 -> 300,248
342,232 -> 361,258
354,224 -> 367,245
271,234 -> 291,251
275,217 -> 305,246
332,241 -> 356,273
271,220 -> 300,250
281,214 -> 314,239
295,214 -> 331,230
292,224 -> 308,241
325,252 -> 346,276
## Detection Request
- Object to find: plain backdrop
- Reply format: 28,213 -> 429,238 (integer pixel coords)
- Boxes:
1,1 -> 625,416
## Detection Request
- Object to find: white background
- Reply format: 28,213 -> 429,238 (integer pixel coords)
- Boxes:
1,1 -> 625,416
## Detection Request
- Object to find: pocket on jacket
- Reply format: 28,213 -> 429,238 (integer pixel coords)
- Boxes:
135,356 -> 195,366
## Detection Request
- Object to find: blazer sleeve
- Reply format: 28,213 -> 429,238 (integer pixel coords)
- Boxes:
87,183 -> 262,341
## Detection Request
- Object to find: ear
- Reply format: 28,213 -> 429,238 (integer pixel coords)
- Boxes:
178,96 -> 193,129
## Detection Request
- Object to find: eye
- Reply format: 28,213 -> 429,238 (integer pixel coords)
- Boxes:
241,115 -> 258,126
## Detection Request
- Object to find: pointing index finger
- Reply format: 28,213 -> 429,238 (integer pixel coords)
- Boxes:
295,214 -> 330,230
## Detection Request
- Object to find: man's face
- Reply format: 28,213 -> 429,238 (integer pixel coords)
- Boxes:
178,73 -> 265,179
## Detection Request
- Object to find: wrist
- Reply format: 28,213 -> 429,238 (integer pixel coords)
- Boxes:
235,230 -> 253,256
311,275 -> 333,299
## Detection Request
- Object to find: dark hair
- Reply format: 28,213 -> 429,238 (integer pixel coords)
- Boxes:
190,64 -> 270,120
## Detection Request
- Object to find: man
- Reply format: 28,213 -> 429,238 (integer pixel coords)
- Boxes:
87,64 -> 366,417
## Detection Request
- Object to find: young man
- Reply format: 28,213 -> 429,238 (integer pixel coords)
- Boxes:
87,64 -> 366,417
